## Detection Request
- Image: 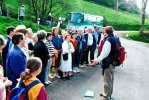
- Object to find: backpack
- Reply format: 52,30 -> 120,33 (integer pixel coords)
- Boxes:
110,37 -> 126,66
100,35 -> 126,67
7,80 -> 40,100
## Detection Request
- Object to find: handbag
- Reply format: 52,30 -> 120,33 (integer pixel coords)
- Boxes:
63,53 -> 68,61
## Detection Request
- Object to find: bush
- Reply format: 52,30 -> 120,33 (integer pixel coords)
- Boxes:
123,31 -> 149,43
0,16 -> 51,38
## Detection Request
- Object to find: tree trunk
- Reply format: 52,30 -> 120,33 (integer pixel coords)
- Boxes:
139,0 -> 148,36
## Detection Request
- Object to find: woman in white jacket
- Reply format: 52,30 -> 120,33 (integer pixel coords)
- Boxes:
61,34 -> 74,79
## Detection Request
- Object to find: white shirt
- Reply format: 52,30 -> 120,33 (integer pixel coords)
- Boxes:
87,33 -> 93,46
95,41 -> 111,62
20,7 -> 25,16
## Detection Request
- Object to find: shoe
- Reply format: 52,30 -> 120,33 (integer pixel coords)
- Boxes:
73,69 -> 77,73
48,80 -> 52,84
76,68 -> 80,73
45,81 -> 50,85
56,74 -> 61,78
69,72 -> 74,77
48,74 -> 54,79
61,77 -> 66,81
80,65 -> 84,68
65,76 -> 70,80
100,94 -> 105,97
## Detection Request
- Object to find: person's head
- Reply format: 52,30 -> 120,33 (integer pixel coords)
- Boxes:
77,27 -> 83,35
71,28 -> 76,33
94,26 -> 99,31
26,28 -> 33,39
0,35 -> 6,52
15,25 -> 26,30
46,32 -> 53,41
6,27 -> 15,38
87,27 -> 93,33
37,30 -> 47,41
84,27 -> 88,33
105,26 -> 114,36
14,29 -> 28,37
12,33 -> 26,47
71,33 -> 76,39
65,34 -> 71,42
32,33 -> 38,43
62,31 -> 68,40
20,57 -> 42,80
52,27 -> 58,36
101,27 -> 105,33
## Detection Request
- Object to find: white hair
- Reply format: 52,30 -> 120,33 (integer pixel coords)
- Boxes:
87,26 -> 93,30
27,28 -> 33,34
77,27 -> 84,31
15,25 -> 26,30
32,33 -> 37,38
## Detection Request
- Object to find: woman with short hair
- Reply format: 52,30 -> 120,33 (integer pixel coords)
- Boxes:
33,30 -> 50,85
61,34 -> 74,80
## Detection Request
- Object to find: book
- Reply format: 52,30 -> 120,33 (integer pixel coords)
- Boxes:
84,90 -> 95,98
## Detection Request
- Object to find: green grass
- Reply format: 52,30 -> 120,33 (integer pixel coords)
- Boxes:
0,16 -> 51,37
123,31 -> 149,43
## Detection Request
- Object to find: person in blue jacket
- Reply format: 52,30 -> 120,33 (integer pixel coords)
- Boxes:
52,27 -> 63,78
6,33 -> 27,88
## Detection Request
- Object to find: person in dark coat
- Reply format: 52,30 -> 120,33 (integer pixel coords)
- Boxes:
34,30 -> 50,85
84,27 -> 96,65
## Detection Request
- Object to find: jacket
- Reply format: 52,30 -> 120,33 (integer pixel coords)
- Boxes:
6,45 -> 27,88
34,41 -> 50,67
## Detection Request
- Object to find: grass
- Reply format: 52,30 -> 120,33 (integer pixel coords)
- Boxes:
0,16 -> 51,37
123,31 -> 149,43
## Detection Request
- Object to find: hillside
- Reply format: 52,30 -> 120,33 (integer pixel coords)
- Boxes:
0,16 -> 51,37
1,0 -> 149,31
70,0 -> 149,30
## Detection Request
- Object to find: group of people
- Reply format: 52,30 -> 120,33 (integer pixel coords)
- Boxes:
0,24 -> 120,100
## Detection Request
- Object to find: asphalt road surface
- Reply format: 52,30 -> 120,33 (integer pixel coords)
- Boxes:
46,37 -> 149,100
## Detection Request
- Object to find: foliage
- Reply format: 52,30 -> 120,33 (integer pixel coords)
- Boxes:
18,0 -> 71,24
0,16 -> 51,38
123,31 -> 149,43
119,0 -> 140,14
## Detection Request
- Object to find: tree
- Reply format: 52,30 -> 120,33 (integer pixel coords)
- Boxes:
22,0 -> 70,24
139,0 -> 148,36
119,0 -> 140,14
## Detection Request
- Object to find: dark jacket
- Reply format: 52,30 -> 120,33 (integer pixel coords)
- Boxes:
84,33 -> 96,50
6,45 -> 27,88
76,34 -> 86,51
2,37 -> 11,71
97,32 -> 102,45
34,41 -> 50,67
102,34 -> 116,69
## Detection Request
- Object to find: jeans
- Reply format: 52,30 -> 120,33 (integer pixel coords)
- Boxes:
45,59 -> 52,82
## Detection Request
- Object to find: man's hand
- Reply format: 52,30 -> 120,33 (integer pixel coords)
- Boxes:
91,59 -> 98,65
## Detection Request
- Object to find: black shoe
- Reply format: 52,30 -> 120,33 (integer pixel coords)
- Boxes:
65,76 -> 70,80
100,94 -> 106,97
61,77 -> 66,81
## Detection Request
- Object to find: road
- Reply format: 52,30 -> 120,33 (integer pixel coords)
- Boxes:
46,37 -> 149,100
